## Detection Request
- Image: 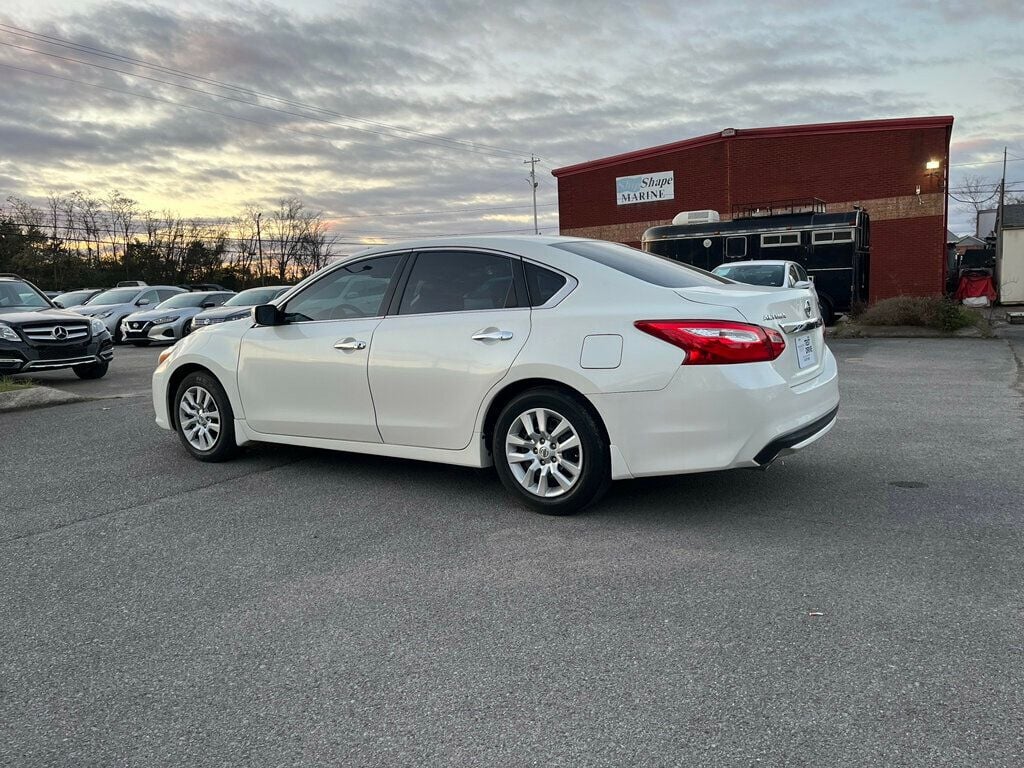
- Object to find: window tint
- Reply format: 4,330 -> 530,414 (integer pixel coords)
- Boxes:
761,233 -> 800,247
726,236 -> 747,258
157,289 -> 182,302
285,254 -> 402,322
524,262 -> 567,306
399,251 -> 517,315
553,240 -> 729,287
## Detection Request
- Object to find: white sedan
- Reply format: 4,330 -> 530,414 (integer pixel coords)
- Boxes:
712,260 -> 824,321
152,237 -> 839,515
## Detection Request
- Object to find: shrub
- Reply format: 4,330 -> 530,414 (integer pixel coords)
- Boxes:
857,296 -> 975,331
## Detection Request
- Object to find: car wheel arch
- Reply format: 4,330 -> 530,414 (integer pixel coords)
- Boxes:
480,377 -> 611,456
167,364 -> 230,430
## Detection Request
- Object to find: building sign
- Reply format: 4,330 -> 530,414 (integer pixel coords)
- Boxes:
616,171 -> 674,205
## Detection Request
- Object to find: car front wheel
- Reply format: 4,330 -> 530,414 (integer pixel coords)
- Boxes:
73,360 -> 108,379
173,371 -> 238,462
492,388 -> 611,515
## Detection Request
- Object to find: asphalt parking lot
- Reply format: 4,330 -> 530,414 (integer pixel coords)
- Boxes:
3,338 -> 1023,766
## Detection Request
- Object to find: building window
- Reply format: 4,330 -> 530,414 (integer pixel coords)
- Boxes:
812,229 -> 854,244
726,236 -> 747,258
761,232 -> 800,248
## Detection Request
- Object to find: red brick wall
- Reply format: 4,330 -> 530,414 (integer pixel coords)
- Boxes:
555,122 -> 952,301
869,215 -> 946,301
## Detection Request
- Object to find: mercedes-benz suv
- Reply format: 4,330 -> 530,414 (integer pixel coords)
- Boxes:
0,274 -> 113,379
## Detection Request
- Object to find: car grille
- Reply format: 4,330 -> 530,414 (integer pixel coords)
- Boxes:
21,321 -> 91,343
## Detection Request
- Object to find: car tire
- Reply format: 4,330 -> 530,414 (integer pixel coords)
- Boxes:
130,340 -> 151,347
182,320 -> 193,337
818,297 -> 836,327
72,360 -> 109,379
492,387 -> 611,515
173,371 -> 239,462
112,322 -> 124,344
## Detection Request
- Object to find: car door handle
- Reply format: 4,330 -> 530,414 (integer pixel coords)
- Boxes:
472,329 -> 514,342
334,338 -> 367,350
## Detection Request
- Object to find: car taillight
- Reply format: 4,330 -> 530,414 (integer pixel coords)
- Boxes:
635,320 -> 786,364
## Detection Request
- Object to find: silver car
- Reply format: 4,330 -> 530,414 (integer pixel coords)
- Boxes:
192,285 -> 292,328
121,291 -> 234,346
69,285 -> 186,343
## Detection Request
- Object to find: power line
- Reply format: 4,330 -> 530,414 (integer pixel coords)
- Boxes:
0,23 -> 535,160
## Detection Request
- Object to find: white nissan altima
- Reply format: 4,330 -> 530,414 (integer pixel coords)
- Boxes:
152,236 -> 839,515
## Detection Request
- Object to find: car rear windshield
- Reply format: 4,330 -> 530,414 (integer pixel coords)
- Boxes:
714,264 -> 785,287
551,240 -> 729,287
224,287 -> 288,306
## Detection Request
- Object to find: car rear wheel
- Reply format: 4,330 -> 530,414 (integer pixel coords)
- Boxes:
492,388 -> 610,515
174,371 -> 238,462
73,360 -> 108,379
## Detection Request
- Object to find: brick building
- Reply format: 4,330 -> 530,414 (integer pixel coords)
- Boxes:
552,116 -> 954,302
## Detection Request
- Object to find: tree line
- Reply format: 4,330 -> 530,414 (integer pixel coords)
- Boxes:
0,191 -> 340,291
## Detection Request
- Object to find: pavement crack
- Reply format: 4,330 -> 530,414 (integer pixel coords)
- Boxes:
0,456 -> 309,546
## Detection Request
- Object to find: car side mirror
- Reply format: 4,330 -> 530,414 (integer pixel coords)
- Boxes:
53,301 -> 64,308
254,304 -> 285,326
137,298 -> 150,306
794,280 -> 812,290
200,301 -> 216,308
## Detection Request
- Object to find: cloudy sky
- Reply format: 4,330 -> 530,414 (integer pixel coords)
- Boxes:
0,0 -> 1021,241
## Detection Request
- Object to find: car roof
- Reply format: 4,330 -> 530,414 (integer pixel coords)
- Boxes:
713,260 -> 793,268
351,234 -> 585,259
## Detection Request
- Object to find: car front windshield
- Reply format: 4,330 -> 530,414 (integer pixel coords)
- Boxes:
0,281 -> 50,309
714,265 -> 785,287
89,288 -> 141,305
54,290 -> 94,306
155,293 -> 211,310
224,287 -> 284,306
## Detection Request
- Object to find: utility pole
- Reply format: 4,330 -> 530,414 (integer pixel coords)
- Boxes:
255,211 -> 264,285
525,156 -> 540,234
996,146 -> 1007,296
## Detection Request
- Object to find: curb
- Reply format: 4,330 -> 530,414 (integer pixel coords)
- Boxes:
0,386 -> 89,413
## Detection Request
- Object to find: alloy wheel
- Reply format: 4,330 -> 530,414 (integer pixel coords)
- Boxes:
504,407 -> 583,498
178,385 -> 221,451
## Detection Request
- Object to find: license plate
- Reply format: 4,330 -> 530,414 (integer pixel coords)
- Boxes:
795,334 -> 817,369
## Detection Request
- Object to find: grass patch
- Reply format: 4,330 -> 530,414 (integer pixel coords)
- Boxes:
857,296 -> 983,333
0,376 -> 33,393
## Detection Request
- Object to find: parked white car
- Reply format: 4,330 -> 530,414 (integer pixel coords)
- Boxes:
152,236 -> 839,515
712,260 -> 824,320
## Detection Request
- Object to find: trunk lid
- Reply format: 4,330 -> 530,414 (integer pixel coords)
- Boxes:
675,284 -> 825,384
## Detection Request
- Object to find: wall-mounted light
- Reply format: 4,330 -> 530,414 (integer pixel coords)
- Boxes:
925,159 -> 941,170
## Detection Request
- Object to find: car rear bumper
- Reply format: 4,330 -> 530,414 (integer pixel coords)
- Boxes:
590,346 -> 841,479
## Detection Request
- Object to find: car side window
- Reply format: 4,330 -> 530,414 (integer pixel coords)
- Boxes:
796,265 -> 809,282
157,289 -> 180,302
284,254 -> 403,322
139,289 -> 159,305
524,262 -> 567,306
398,251 -> 517,315
788,266 -> 800,285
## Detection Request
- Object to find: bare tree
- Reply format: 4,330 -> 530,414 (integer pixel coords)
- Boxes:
951,174 -> 1000,221
107,190 -> 138,277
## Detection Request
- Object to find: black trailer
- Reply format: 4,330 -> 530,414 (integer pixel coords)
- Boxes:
642,199 -> 870,324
